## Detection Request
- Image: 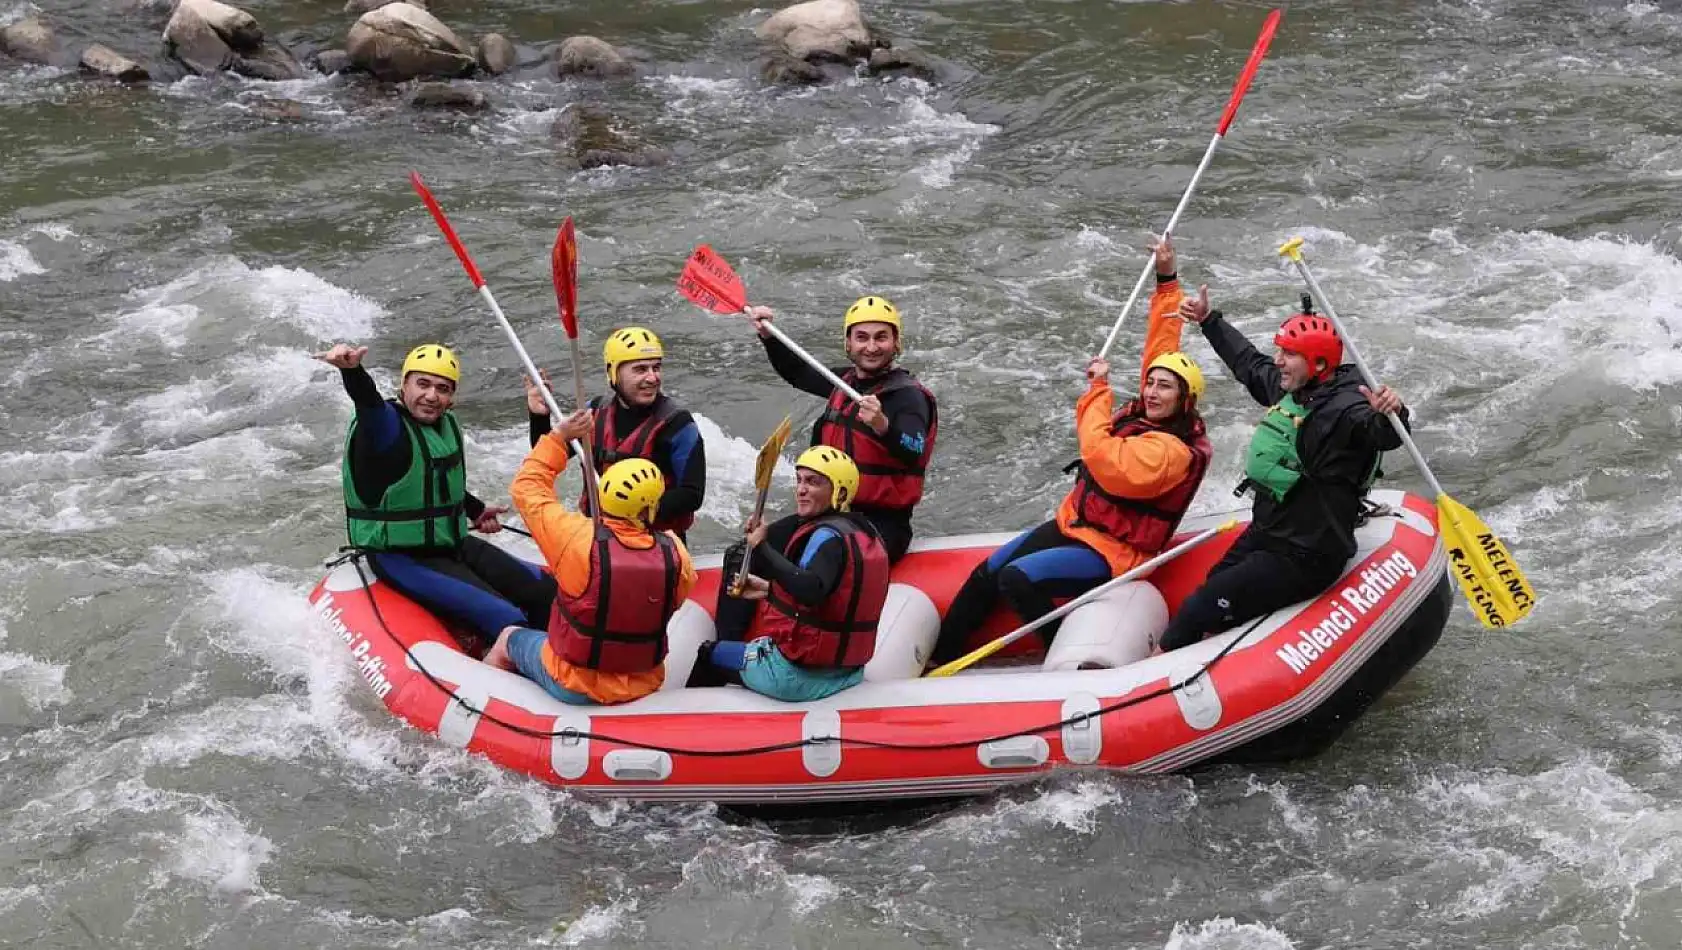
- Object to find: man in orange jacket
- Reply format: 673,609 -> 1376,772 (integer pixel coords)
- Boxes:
486,409 -> 697,705
928,237 -> 1213,668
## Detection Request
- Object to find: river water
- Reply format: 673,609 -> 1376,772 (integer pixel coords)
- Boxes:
5,0 -> 1682,946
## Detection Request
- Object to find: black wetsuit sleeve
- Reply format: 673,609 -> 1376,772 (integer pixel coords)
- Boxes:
761,333 -> 840,400
529,410 -> 552,448
876,386 -> 931,466
1345,400 -> 1411,451
651,411 -> 706,524
755,527 -> 847,605
1199,312 -> 1286,407
463,491 -> 486,521
341,366 -> 411,504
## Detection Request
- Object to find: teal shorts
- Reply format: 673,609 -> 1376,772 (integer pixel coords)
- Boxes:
739,637 -> 864,703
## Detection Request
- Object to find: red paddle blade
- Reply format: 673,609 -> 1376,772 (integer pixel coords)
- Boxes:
1216,8 -> 1282,136
552,218 -> 579,339
410,172 -> 485,288
677,245 -> 747,314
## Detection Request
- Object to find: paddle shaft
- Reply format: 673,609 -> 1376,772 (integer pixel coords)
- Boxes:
564,332 -> 603,524
728,487 -> 772,594
761,320 -> 864,401
1097,131 -> 1224,359
1283,257 -> 1446,499
928,522 -> 1228,677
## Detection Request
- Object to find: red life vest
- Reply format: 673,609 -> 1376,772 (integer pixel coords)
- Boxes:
580,394 -> 695,536
1064,408 -> 1212,554
548,523 -> 682,673
760,515 -> 889,668
812,368 -> 938,512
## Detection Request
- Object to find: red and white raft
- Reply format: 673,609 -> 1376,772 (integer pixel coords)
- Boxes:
307,489 -> 1451,805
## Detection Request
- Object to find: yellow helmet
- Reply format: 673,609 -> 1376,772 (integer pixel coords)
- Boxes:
794,446 -> 860,512
603,327 -> 664,385
843,296 -> 901,336
1145,351 -> 1205,401
401,343 -> 460,383
597,458 -> 665,526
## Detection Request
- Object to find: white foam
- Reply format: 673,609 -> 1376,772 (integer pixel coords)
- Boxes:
556,898 -> 638,946
120,256 -> 385,344
169,810 -> 274,893
1162,917 -> 1298,950
693,412 -> 796,527
0,651 -> 71,711
0,240 -> 43,282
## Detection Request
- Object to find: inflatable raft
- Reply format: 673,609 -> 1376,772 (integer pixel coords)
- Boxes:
307,488 -> 1451,805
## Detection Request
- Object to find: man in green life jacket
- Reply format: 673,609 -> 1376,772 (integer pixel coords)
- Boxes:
1158,290 -> 1409,652
315,342 -> 556,644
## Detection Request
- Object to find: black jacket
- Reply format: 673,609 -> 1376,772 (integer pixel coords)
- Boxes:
1200,312 -> 1410,564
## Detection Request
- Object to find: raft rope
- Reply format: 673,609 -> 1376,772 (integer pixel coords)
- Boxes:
341,552 -> 1264,759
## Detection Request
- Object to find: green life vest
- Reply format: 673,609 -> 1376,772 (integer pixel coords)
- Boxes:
1242,393 -> 1382,503
1242,395 -> 1310,502
342,407 -> 468,552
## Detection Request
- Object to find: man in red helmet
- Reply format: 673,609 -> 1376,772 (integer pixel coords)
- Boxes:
1159,290 -> 1408,652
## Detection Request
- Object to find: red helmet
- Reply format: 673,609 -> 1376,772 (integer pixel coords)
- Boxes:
1274,294 -> 1341,379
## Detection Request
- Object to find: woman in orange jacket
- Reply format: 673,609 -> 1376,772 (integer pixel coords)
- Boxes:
486,410 -> 697,705
927,237 -> 1213,668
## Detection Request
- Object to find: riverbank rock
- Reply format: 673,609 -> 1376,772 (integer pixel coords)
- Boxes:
760,50 -> 824,85
345,3 -> 475,81
309,48 -> 350,74
0,16 -> 62,66
476,33 -> 514,76
552,35 -> 631,78
79,45 -> 150,82
553,103 -> 668,169
163,0 -> 307,80
343,0 -> 423,14
756,0 -> 872,63
408,82 -> 485,111
866,45 -> 939,83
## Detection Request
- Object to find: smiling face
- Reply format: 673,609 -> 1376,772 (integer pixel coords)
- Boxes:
1141,367 -> 1186,422
1275,348 -> 1318,393
844,323 -> 897,375
794,467 -> 835,517
400,372 -> 456,423
614,358 -> 663,407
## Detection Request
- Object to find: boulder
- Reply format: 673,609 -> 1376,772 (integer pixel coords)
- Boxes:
0,16 -> 61,66
343,0 -> 422,14
163,0 -> 307,80
760,50 -> 824,85
756,0 -> 872,63
552,35 -> 631,78
408,81 -> 485,111
310,48 -> 351,75
866,45 -> 939,83
345,3 -> 475,82
79,44 -> 150,82
552,103 -> 667,169
476,32 -> 514,76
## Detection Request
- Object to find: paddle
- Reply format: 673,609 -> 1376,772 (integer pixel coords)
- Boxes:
551,217 -> 602,523
408,173 -> 592,478
1276,237 -> 1536,628
1097,8 -> 1284,360
925,520 -> 1238,678
727,414 -> 795,596
677,245 -> 865,402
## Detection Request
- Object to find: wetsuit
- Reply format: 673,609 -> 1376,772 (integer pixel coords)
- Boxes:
1157,313 -> 1410,651
340,366 -> 554,641
761,336 -> 934,562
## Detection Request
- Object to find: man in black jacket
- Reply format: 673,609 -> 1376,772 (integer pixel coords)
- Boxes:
1158,289 -> 1409,651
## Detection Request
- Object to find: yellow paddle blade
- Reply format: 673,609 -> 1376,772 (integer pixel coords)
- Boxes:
925,638 -> 1008,679
1277,236 -> 1306,262
1438,493 -> 1536,628
753,415 -> 793,494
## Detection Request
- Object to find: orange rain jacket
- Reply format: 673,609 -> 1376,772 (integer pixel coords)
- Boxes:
1054,277 -> 1197,576
511,433 -> 697,704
